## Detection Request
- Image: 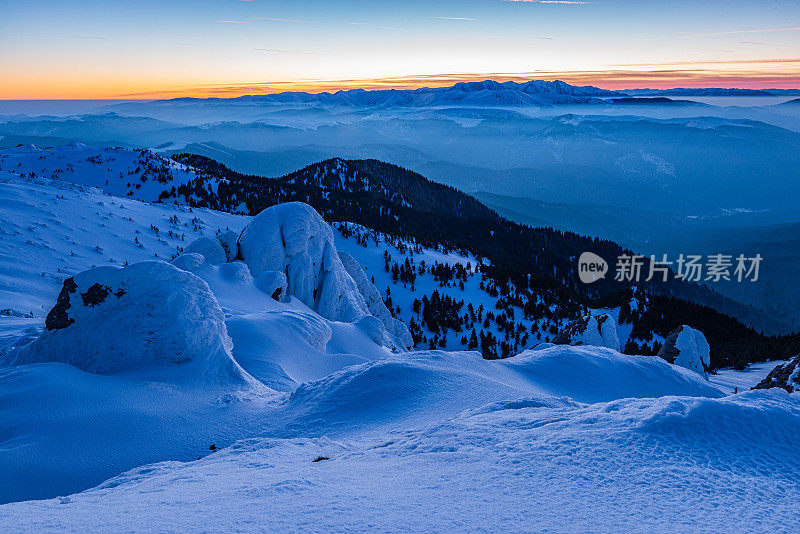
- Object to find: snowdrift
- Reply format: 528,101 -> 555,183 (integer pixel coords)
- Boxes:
0,342 -> 724,504
1,389 -> 796,532
285,346 -> 723,436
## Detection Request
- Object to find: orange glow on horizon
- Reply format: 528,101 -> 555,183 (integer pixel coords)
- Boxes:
3,64 -> 799,100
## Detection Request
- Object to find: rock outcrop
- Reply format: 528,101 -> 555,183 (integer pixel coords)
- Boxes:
7,261 -> 253,385
752,355 -> 800,393
656,325 -> 710,378
254,271 -> 289,301
237,202 -> 371,324
235,202 -> 412,349
553,313 -> 620,351
174,202 -> 413,350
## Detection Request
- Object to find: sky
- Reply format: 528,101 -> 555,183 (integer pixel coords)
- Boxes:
1,0 -> 799,99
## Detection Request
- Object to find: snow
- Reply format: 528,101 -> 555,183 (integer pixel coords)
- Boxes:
5,261 -> 254,386
0,144 -> 205,204
339,250 -> 413,348
1,388 -> 797,532
710,360 -> 789,395
238,202 -> 371,324
0,173 -> 248,320
1,170 -> 799,531
658,325 -> 711,378
553,313 -> 621,351
332,221 -> 568,354
184,236 -> 227,265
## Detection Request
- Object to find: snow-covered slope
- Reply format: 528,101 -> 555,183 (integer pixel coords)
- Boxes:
0,143 -> 211,204
0,172 -> 247,319
1,388 -> 796,532
1,169 -> 798,531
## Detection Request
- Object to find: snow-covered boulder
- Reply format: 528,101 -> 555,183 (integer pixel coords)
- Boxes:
6,261 -> 253,386
216,230 -> 239,262
254,271 -> 289,301
339,251 -> 413,348
656,325 -> 711,378
185,236 -> 227,265
753,355 -> 800,393
237,202 -> 373,321
172,252 -> 206,272
553,313 -> 620,351
218,261 -> 253,285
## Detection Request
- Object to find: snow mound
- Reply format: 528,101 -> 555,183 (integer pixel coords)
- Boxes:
4,261 -> 253,386
339,250 -> 413,348
172,252 -> 206,272
185,236 -> 227,265
284,346 -> 722,436
552,313 -> 620,351
657,325 -> 711,378
506,345 -> 722,402
753,354 -> 800,393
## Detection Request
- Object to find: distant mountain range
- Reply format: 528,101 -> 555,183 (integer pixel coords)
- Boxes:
161,80 -> 627,107
625,88 -> 800,97
141,80 -> 800,108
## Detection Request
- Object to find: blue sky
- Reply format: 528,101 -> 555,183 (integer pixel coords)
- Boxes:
1,0 -> 799,98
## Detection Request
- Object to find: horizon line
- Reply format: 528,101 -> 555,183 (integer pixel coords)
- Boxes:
3,72 -> 800,101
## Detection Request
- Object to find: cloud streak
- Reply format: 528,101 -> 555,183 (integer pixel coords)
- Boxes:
688,27 -> 800,37
249,16 -> 318,23
503,1 -> 590,4
742,41 -> 800,48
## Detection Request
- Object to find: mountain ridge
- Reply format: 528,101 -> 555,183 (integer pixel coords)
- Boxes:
2,143 -> 797,365
151,79 -> 627,107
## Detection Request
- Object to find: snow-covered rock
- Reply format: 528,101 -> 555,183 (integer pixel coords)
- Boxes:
254,271 -> 289,301
236,202 -> 411,350
216,231 -> 239,262
657,325 -> 711,378
5,261 -> 253,386
238,202 -> 370,323
218,261 -> 253,285
339,250 -> 413,348
172,252 -> 206,272
552,313 -> 620,351
753,355 -> 800,393
185,236 -> 227,265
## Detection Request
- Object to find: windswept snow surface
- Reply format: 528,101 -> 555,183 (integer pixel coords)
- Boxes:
1,174 -> 799,531
0,388 -> 797,533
